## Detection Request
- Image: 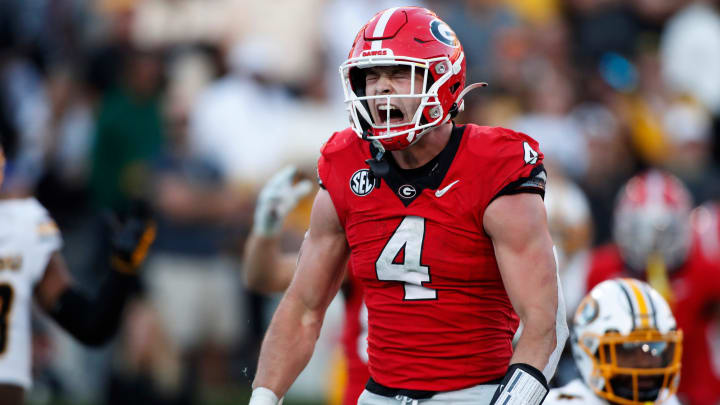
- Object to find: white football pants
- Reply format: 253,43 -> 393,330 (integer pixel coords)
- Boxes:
357,383 -> 499,405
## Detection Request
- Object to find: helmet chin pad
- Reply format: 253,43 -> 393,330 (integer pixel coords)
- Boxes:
372,126 -> 417,151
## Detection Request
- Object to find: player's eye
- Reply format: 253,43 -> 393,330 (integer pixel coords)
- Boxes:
392,69 -> 410,79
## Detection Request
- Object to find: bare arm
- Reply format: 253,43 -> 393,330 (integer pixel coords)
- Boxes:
243,234 -> 299,293
484,193 -> 567,380
34,251 -> 73,312
252,188 -> 349,398
243,166 -> 314,294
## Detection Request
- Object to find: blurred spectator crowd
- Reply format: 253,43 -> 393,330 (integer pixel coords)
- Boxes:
1,0 -> 720,404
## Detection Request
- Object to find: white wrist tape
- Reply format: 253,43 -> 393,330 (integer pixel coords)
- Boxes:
249,387 -> 280,405
490,364 -> 548,405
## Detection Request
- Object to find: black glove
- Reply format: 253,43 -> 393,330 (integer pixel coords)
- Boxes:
108,201 -> 156,275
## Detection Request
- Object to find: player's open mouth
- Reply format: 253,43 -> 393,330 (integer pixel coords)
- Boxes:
377,104 -> 404,124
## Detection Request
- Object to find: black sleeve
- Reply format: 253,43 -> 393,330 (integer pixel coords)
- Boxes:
48,271 -> 138,346
491,164 -> 547,203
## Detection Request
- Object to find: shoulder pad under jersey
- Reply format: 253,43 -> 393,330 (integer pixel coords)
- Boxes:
320,127 -> 358,157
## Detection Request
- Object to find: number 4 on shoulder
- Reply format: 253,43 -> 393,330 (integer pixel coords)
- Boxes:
376,216 -> 436,300
523,142 -> 538,165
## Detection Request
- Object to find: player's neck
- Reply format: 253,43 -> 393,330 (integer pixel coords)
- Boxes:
390,122 -> 453,170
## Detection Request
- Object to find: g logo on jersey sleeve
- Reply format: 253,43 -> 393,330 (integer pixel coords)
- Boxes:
350,169 -> 375,196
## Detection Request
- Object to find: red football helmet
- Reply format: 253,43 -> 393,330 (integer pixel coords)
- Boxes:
340,7 -> 485,151
613,169 -> 693,274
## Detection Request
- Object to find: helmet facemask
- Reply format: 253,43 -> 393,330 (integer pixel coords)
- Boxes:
577,329 -> 682,405
340,54 -> 462,151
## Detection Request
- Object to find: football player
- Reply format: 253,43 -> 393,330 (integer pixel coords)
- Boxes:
0,142 -> 156,405
587,169 -> 720,404
545,278 -> 682,405
243,166 -> 370,405
249,7 -> 567,405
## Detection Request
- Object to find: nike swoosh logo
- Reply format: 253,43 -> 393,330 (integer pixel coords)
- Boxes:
435,180 -> 460,197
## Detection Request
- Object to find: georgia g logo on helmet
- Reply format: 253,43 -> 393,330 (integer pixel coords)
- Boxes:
429,19 -> 459,48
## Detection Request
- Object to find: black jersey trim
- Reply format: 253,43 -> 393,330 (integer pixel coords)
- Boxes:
367,124 -> 465,207
340,267 -> 357,299
489,164 -> 546,204
365,376 -> 503,399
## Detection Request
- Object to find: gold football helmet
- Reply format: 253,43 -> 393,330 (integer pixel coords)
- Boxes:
572,278 -> 682,404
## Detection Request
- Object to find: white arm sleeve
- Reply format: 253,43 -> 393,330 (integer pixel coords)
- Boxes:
542,246 -> 569,382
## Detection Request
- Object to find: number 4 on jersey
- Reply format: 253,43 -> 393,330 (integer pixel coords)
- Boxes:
376,216 -> 436,300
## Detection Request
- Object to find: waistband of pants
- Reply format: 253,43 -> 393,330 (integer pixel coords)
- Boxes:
365,376 -> 504,400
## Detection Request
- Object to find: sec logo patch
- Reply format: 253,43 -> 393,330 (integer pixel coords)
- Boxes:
350,169 -> 375,196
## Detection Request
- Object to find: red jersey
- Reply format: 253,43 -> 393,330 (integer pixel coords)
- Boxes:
588,204 -> 720,405
341,273 -> 370,405
317,124 -> 546,391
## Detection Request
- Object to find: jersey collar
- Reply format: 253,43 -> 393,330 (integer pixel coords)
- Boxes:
367,124 -> 465,207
